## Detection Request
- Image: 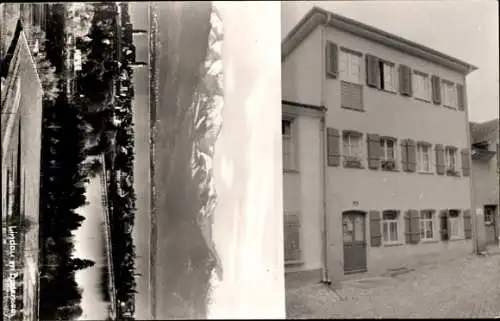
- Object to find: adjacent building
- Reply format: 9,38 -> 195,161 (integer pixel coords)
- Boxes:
470,119 -> 499,248
282,7 -> 478,284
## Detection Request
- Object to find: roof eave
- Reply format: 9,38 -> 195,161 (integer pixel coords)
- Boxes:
282,7 -> 478,75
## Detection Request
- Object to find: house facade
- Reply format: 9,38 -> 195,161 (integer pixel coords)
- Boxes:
282,7 -> 478,284
470,119 -> 499,248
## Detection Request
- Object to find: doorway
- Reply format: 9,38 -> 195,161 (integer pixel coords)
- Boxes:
484,205 -> 498,246
342,211 -> 367,274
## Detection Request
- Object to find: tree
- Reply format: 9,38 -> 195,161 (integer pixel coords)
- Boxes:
70,258 -> 95,271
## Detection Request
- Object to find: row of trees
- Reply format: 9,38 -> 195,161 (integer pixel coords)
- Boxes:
73,3 -> 138,319
38,4 -> 97,320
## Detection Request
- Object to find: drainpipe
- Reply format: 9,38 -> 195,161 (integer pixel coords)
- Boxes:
463,72 -> 479,255
320,12 -> 333,284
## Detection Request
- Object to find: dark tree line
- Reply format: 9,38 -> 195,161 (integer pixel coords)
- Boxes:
38,4 -> 96,320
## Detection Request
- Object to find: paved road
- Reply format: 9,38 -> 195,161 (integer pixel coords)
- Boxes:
128,2 -> 151,319
287,253 -> 500,318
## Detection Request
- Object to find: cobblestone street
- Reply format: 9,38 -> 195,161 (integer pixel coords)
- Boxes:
287,253 -> 500,318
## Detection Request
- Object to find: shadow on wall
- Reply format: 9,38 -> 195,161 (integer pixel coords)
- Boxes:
153,1 -> 223,319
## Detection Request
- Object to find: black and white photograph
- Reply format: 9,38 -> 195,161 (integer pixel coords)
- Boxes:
1,1 -> 499,320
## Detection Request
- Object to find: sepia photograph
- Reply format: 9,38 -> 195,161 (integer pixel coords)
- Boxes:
1,1 -> 499,321
282,1 -> 499,319
2,1 -> 283,320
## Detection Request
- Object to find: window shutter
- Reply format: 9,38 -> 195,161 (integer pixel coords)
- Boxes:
463,209 -> 472,239
435,144 -> 445,175
461,148 -> 470,177
399,65 -> 412,97
409,209 -> 421,244
369,210 -> 382,247
365,54 -> 380,88
400,139 -> 409,172
404,210 -> 412,244
326,41 -> 338,79
367,133 -> 381,169
457,84 -> 465,111
431,75 -> 441,105
327,127 -> 340,166
406,139 -> 417,173
284,214 -> 301,261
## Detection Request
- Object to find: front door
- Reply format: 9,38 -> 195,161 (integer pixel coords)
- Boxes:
484,205 -> 498,246
342,211 -> 367,274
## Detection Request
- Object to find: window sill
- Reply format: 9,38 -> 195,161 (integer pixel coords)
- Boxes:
285,260 -> 304,266
343,162 -> 364,169
418,171 -> 434,175
341,105 -> 365,113
283,169 -> 300,174
420,239 -> 439,244
414,97 -> 431,104
381,88 -> 397,95
382,242 -> 404,247
443,104 -> 457,110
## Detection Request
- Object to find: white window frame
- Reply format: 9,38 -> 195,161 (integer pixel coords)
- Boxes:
382,210 -> 400,245
448,210 -> 462,239
339,49 -> 362,85
412,71 -> 430,101
342,133 -> 362,160
381,138 -> 395,161
417,143 -> 432,173
282,119 -> 297,171
380,62 -> 397,93
444,147 -> 457,171
442,81 -> 457,108
420,210 -> 435,241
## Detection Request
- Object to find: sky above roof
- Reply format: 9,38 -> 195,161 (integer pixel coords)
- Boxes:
282,0 -> 499,123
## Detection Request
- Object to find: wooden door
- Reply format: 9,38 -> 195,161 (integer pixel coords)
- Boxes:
484,205 -> 498,246
343,211 -> 367,274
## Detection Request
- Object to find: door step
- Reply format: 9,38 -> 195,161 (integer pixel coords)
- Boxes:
383,266 -> 414,277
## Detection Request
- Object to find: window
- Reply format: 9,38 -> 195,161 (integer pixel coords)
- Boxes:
379,61 -> 397,92
417,143 -> 432,173
448,210 -> 461,239
445,147 -> 457,170
380,138 -> 395,161
382,211 -> 400,244
412,72 -> 430,101
342,133 -> 362,159
420,210 -> 434,240
282,119 -> 296,171
339,49 -> 362,84
442,81 -> 457,108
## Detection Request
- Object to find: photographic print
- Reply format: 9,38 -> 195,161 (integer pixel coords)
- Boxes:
2,2 -> 284,320
282,1 -> 499,319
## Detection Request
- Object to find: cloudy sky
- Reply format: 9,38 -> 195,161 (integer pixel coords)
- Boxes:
282,0 -> 499,123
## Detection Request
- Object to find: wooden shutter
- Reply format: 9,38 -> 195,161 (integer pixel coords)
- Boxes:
461,148 -> 470,177
284,214 -> 301,262
404,210 -> 412,244
463,209 -> 472,239
457,84 -> 465,111
431,75 -> 441,105
409,210 -> 421,244
406,139 -> 417,173
327,127 -> 340,167
366,54 -> 380,88
326,41 -> 338,79
367,133 -> 381,170
369,210 -> 382,247
435,144 -> 445,175
400,139 -> 409,172
399,65 -> 412,97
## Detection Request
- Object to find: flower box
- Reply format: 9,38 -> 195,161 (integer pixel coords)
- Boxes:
446,168 -> 460,176
381,159 -> 396,171
344,156 -> 362,168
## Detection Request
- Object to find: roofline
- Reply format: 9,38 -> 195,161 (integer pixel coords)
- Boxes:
282,7 -> 478,75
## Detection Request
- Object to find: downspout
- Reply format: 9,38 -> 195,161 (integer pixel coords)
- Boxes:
463,71 -> 478,255
320,12 -> 333,284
